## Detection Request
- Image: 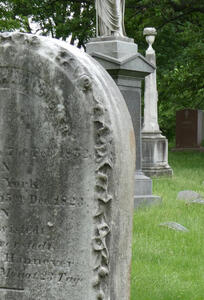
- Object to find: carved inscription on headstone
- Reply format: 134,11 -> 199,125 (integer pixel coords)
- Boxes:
0,33 -> 97,300
0,33 -> 135,300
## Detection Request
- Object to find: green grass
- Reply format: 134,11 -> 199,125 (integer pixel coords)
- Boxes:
131,151 -> 204,300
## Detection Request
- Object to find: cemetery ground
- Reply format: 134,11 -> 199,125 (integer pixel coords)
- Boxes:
131,151 -> 204,300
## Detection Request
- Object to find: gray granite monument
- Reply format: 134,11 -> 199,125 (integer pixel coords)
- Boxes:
87,3 -> 161,208
0,32 -> 135,300
142,28 -> 173,177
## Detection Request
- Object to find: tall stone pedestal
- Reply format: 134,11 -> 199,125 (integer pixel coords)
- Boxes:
87,37 -> 161,208
142,132 -> 172,177
142,28 -> 173,177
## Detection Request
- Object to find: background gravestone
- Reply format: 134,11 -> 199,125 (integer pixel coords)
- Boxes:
142,28 -> 172,177
87,0 -> 161,209
0,32 -> 135,300
86,37 -> 162,208
176,109 -> 204,148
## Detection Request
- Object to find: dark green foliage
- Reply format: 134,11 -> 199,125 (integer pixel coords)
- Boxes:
0,0 -> 95,48
125,1 -> 204,140
0,0 -> 203,139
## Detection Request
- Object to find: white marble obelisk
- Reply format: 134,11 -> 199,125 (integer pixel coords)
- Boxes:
143,28 -> 160,133
142,27 -> 173,177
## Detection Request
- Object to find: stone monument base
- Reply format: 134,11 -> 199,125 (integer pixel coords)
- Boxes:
142,132 -> 173,177
134,195 -> 162,209
86,36 -> 137,59
134,172 -> 162,209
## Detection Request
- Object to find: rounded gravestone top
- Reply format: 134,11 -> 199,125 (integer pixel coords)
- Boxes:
159,222 -> 189,232
0,32 -> 135,300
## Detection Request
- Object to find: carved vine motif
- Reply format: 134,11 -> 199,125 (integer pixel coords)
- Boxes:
55,47 -> 113,299
92,95 -> 113,300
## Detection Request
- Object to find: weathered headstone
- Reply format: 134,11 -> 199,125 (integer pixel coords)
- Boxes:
177,190 -> 204,205
159,222 -> 189,232
177,190 -> 201,201
176,109 -> 204,148
0,32 -> 135,300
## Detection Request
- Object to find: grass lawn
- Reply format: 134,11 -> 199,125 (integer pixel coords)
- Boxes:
131,151 -> 204,300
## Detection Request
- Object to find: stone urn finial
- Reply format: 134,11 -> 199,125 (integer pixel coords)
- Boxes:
143,27 -> 157,52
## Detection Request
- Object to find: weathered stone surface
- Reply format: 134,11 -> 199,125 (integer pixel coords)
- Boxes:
177,190 -> 201,201
0,32 -> 135,300
142,133 -> 173,177
159,222 -> 189,232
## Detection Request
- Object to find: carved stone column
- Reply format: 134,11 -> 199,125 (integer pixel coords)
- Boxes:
142,28 -> 173,177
